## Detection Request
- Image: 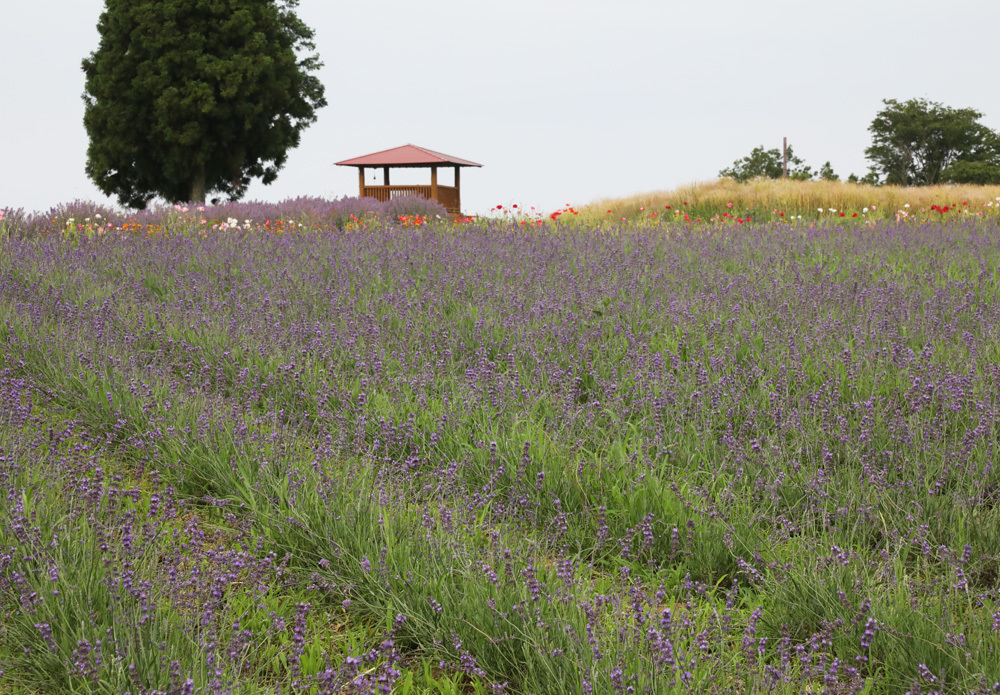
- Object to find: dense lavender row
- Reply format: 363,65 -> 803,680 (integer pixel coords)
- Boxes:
1,218 -> 999,694
0,195 -> 450,238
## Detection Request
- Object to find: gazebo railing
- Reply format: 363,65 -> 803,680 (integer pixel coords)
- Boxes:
361,185 -> 460,214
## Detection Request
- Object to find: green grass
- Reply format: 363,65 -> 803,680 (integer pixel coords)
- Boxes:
3,218 -> 1000,693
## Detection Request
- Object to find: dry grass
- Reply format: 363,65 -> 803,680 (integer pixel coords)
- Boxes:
575,178 -> 1000,223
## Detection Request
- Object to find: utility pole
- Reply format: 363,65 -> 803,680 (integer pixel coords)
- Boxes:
783,137 -> 788,179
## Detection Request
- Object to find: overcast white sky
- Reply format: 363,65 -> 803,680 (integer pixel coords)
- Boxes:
3,0 -> 1000,216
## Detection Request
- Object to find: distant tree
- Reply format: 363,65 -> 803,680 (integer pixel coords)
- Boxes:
82,0 -> 327,208
864,98 -> 1000,186
847,170 -> 882,186
818,161 -> 839,181
719,144 -> 813,182
941,160 -> 1000,184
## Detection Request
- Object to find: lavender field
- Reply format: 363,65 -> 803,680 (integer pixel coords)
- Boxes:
2,209 -> 1000,694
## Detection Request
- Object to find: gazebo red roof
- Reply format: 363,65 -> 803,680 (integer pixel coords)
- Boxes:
335,144 -> 482,168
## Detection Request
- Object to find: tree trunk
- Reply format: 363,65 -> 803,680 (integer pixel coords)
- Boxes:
190,164 -> 207,203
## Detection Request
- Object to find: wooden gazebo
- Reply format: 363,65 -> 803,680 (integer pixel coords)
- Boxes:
335,144 -> 482,216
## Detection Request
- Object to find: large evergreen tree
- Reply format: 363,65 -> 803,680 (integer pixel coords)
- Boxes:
82,0 -> 327,207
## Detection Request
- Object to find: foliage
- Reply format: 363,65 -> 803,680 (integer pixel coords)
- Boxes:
941,159 -> 1000,185
4,211 -> 1000,693
81,0 -> 327,208
818,160 -> 839,181
864,98 -> 1000,186
0,195 -> 453,238
381,194 -> 451,221
575,177 -> 1000,224
718,143 -> 813,182
846,170 -> 882,186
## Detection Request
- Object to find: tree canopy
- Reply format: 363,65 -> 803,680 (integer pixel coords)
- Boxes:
817,161 -> 839,181
82,0 -> 327,208
864,98 -> 1000,186
718,144 -> 815,182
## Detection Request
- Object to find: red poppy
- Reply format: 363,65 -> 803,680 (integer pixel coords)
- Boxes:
852,213 -> 857,217
840,212 -> 845,217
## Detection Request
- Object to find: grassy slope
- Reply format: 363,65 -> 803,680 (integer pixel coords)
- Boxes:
574,178 -> 1000,224
2,217 -> 1000,693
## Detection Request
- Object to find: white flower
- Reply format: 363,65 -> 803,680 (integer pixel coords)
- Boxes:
904,204 -> 910,208
817,208 -> 824,212
95,214 -> 102,219
828,208 -> 836,213
863,207 -> 868,212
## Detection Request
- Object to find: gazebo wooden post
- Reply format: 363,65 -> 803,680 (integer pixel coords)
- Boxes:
382,167 -> 390,186
358,166 -> 365,197
454,166 -> 461,215
430,166 -> 438,201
